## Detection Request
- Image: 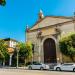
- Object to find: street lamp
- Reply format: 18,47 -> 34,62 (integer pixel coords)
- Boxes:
16,46 -> 20,68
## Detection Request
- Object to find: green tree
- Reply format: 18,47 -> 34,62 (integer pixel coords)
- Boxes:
59,33 -> 75,62
0,0 -> 6,6
19,42 -> 32,65
0,39 -> 9,66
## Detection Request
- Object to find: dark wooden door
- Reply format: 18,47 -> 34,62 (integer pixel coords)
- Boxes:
43,38 -> 57,63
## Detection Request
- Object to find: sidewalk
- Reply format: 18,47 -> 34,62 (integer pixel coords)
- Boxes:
0,66 -> 28,70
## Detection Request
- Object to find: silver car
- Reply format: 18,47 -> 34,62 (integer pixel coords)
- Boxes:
54,63 -> 75,72
28,62 -> 49,70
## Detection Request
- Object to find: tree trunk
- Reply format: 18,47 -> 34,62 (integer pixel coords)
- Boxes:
24,58 -> 26,66
3,59 -> 5,67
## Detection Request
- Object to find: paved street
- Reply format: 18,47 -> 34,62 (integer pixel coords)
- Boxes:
0,69 -> 75,75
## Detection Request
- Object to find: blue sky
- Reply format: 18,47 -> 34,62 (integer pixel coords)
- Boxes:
0,0 -> 75,42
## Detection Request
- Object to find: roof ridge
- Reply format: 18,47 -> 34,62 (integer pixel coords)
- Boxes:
45,15 -> 73,19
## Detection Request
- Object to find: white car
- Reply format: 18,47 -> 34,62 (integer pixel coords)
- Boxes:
54,63 -> 75,72
28,62 -> 49,70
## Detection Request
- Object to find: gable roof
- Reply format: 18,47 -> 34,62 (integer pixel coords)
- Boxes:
29,16 -> 73,31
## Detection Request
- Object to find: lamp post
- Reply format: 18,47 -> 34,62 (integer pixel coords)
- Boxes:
16,46 -> 20,68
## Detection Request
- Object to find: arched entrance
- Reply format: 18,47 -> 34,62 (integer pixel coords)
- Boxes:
43,38 -> 57,63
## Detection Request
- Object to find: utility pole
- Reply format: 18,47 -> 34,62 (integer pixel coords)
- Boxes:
16,50 -> 19,68
16,46 -> 20,68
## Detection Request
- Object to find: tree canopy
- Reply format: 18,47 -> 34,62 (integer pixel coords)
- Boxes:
0,39 -> 9,65
0,0 -> 6,6
18,41 -> 32,65
59,33 -> 75,62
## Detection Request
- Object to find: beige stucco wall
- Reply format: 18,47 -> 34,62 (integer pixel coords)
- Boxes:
26,17 -> 75,63
27,27 -> 58,63
26,31 -> 40,62
27,31 -> 37,43
41,27 -> 56,36
62,55 -> 75,63
60,22 -> 74,35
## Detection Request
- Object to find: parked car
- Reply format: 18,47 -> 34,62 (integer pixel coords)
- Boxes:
28,62 -> 49,70
54,63 -> 75,72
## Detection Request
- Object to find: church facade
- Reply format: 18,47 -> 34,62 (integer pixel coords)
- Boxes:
26,10 -> 75,63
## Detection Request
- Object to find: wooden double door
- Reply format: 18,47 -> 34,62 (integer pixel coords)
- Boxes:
43,38 -> 57,63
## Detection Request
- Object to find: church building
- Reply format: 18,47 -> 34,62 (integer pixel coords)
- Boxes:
26,10 -> 75,63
